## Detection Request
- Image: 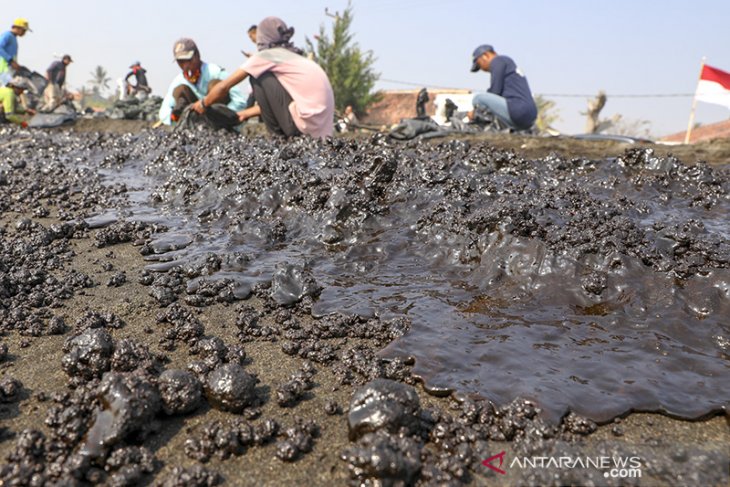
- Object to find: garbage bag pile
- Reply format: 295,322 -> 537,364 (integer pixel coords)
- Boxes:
107,96 -> 162,121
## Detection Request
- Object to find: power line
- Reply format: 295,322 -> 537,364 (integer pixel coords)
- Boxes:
378,78 -> 468,91
378,78 -> 695,98
540,93 -> 694,98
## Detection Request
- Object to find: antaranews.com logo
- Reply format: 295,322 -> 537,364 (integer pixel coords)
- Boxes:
483,450 -> 642,479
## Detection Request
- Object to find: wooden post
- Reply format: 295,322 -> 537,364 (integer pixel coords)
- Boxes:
684,58 -> 705,144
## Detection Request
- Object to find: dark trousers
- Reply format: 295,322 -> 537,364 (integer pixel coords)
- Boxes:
172,83 -> 237,129
250,72 -> 300,137
172,82 -> 230,110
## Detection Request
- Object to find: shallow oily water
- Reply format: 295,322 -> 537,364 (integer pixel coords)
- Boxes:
8,128 -> 729,424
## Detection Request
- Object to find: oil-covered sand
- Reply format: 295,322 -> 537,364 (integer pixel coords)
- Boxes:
0,122 -> 728,486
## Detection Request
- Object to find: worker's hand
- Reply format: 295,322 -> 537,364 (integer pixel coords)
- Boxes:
237,106 -> 259,123
10,61 -> 21,71
466,110 -> 474,121
191,100 -> 205,114
27,108 -> 36,115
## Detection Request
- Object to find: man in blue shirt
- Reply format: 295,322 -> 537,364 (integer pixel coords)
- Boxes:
159,38 -> 248,128
0,18 -> 31,84
469,44 -> 537,131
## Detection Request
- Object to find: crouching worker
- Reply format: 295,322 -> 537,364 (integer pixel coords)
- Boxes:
192,17 -> 334,139
159,38 -> 248,129
468,44 -> 537,131
0,76 -> 35,125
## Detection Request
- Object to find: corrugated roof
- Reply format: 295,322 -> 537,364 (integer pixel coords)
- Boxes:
662,119 -> 730,143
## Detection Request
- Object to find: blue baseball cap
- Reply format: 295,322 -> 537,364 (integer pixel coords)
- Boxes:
471,44 -> 493,72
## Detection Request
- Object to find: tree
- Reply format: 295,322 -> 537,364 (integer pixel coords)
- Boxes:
305,2 -> 381,116
533,95 -> 560,134
88,66 -> 111,95
605,115 -> 654,139
582,91 -> 607,133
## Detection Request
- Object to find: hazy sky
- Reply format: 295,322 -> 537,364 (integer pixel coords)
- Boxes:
9,0 -> 730,136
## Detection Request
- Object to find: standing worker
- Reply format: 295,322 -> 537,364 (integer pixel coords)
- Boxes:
125,61 -> 151,99
41,54 -> 72,111
0,18 -> 31,84
0,76 -> 35,125
193,16 -> 335,138
468,44 -> 537,131
242,24 -> 257,58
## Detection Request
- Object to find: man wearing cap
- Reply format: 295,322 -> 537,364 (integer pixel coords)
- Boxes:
159,38 -> 247,127
0,76 -> 35,125
0,18 -> 31,82
125,61 -> 151,99
242,25 -> 257,58
468,44 -> 537,131
192,17 -> 334,139
40,54 -> 72,111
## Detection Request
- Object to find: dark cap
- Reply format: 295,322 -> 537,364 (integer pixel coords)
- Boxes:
173,38 -> 198,60
62,54 -> 73,62
248,24 -> 257,32
471,44 -> 493,72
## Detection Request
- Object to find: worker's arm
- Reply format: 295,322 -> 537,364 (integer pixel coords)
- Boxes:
237,104 -> 261,123
191,68 -> 249,114
15,105 -> 35,115
158,81 -> 178,125
488,58 -> 506,96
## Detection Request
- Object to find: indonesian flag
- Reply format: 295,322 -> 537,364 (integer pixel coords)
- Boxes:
695,64 -> 730,109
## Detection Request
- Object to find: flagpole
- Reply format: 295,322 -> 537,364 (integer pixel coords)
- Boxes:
684,57 -> 706,144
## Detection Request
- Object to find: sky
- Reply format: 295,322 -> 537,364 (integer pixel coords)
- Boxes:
9,0 -> 730,136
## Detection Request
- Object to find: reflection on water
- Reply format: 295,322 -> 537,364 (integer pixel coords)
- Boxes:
89,133 -> 729,423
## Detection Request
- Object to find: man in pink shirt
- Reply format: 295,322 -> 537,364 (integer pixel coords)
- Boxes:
193,17 -> 335,138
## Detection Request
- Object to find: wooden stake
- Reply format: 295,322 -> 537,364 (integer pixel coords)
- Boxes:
684,57 -> 706,144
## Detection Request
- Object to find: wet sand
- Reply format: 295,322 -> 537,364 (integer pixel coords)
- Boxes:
1,225 -> 726,485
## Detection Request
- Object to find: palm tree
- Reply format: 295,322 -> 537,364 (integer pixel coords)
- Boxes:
88,66 -> 111,95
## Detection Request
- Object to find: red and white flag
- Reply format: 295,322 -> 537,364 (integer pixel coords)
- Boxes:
695,64 -> 730,109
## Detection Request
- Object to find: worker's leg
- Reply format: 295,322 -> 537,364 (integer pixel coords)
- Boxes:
0,58 -> 11,86
201,80 -> 239,129
472,92 -> 515,128
171,85 -> 199,121
40,83 -> 62,112
206,80 -> 230,105
250,72 -> 300,137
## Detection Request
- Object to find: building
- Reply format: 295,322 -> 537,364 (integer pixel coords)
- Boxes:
360,89 -> 473,128
661,119 -> 730,144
